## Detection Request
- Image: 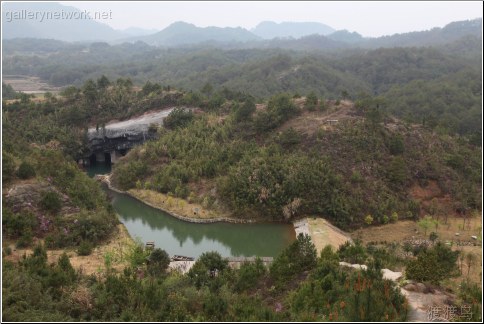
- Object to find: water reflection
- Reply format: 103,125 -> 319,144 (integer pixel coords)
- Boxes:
110,191 -> 295,258
86,164 -> 112,177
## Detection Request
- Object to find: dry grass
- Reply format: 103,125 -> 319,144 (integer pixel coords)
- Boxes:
306,218 -> 351,253
451,245 -> 482,286
128,189 -> 229,219
351,215 -> 481,244
3,224 -> 133,276
3,75 -> 60,94
351,220 -> 419,244
350,215 -> 482,286
279,99 -> 358,136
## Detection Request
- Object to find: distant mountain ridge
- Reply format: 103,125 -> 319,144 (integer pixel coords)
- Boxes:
251,21 -> 335,39
2,2 -> 481,51
123,21 -> 261,46
363,17 -> 482,48
326,30 -> 365,44
121,27 -> 160,37
2,2 -> 125,41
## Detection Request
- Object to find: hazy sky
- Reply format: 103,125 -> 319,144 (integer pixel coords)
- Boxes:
62,1 -> 482,37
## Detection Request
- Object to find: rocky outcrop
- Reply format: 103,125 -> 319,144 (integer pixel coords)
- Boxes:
338,261 -> 403,281
4,180 -> 80,215
85,109 -> 174,164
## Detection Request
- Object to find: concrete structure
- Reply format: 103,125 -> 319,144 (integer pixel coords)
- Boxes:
83,108 -> 174,166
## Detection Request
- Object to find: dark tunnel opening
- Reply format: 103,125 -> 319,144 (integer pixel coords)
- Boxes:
89,153 -> 97,166
104,152 -> 112,166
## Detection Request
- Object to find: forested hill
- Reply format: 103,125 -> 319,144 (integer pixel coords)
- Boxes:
2,76 -> 481,321
3,28 -> 481,139
3,78 -> 481,231
108,94 -> 481,229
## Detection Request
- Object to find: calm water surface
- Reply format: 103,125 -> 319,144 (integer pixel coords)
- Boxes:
88,166 -> 295,257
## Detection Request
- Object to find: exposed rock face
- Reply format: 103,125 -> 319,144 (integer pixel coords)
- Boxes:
401,283 -> 455,322
4,180 -> 80,215
85,108 -> 173,164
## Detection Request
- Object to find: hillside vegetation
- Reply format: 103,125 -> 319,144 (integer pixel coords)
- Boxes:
4,30 -> 481,138
2,17 -> 482,321
111,94 -> 481,229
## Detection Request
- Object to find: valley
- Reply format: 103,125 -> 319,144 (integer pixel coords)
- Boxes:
1,2 -> 482,322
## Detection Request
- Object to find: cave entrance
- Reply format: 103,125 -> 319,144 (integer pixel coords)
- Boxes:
89,153 -> 97,166
104,152 -> 112,166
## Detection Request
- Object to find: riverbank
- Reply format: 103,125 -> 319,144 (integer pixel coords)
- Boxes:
96,174 -> 258,224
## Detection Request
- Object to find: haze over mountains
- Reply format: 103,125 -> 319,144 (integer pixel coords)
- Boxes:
124,22 -> 261,46
3,2 -> 481,48
251,21 -> 335,39
2,2 -> 127,41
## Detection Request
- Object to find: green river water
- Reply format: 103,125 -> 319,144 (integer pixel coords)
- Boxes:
88,164 -> 295,258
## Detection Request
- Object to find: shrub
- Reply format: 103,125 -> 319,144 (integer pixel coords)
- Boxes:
407,200 -> 421,220
350,170 -> 364,183
16,231 -> 33,248
253,110 -> 278,132
319,102 -> 328,112
234,258 -> 266,292
2,151 -> 16,182
338,240 -> 367,264
387,156 -> 408,185
17,161 -> 36,179
3,246 -> 12,256
45,232 -> 68,249
417,215 -> 438,236
429,232 -> 438,242
40,191 -> 62,214
112,160 -> 147,190
174,184 -> 189,199
382,215 -> 389,224
277,128 -> 301,148
164,107 -> 194,129
71,211 -> 117,244
188,251 -> 228,289
458,280 -> 482,321
126,240 -> 150,268
270,233 -> 317,286
147,248 -> 171,277
267,93 -> 299,123
388,135 -> 405,155
57,252 -> 76,282
406,242 -> 459,284
305,92 -> 318,111
234,99 -> 256,122
77,241 -> 93,256
390,212 -> 399,223
364,215 -> 374,225
2,209 -> 37,238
